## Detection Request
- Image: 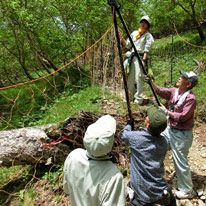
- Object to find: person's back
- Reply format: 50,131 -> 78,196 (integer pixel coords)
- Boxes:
64,148 -> 124,206
63,115 -> 125,206
122,107 -> 176,206
122,128 -> 168,202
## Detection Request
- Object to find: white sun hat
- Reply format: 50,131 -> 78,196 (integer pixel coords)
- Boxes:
83,115 -> 116,159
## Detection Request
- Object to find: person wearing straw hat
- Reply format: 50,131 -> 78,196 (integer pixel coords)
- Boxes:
63,115 -> 125,206
151,70 -> 198,199
120,15 -> 154,105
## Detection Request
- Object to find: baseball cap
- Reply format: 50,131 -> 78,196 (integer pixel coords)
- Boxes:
180,70 -> 198,88
147,106 -> 167,137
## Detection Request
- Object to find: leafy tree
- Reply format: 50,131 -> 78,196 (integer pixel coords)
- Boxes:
171,0 -> 205,40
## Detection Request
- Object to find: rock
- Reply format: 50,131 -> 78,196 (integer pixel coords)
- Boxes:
200,195 -> 206,200
200,153 -> 206,158
203,188 -> 206,196
165,166 -> 170,173
197,189 -> 204,196
197,199 -> 206,206
184,200 -> 193,206
179,199 -> 186,205
176,199 -> 181,206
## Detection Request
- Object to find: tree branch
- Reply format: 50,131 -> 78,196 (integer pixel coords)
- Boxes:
171,0 -> 192,17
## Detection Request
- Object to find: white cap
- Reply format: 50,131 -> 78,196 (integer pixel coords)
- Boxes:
83,115 -> 116,158
180,70 -> 198,88
140,15 -> 151,25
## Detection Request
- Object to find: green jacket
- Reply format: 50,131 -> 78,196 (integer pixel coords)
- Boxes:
63,148 -> 125,206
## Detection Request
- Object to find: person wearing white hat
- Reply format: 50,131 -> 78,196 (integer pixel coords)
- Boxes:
63,115 -> 125,206
120,15 -> 154,104
150,70 -> 198,199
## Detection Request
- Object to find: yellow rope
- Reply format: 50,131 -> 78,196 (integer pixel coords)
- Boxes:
0,25 -> 113,91
173,23 -> 206,49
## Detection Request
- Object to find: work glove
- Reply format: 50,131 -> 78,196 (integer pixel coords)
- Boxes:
127,119 -> 134,130
159,104 -> 169,116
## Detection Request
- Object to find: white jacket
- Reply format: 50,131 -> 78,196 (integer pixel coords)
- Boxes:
63,148 -> 125,206
126,31 -> 154,53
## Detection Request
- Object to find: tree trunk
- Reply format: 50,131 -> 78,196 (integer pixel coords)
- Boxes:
0,124 -> 71,167
20,62 -> 34,80
196,25 -> 205,40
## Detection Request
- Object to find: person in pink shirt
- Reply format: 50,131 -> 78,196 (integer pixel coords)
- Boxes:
151,70 -> 198,199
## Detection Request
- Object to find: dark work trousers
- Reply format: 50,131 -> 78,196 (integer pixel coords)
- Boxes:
130,189 -> 177,206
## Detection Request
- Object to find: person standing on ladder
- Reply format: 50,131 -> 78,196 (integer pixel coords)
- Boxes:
120,15 -> 154,105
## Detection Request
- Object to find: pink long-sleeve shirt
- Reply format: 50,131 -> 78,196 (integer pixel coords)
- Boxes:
156,87 -> 196,130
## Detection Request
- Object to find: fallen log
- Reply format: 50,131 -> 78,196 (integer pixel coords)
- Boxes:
0,124 -> 71,167
0,111 -> 145,168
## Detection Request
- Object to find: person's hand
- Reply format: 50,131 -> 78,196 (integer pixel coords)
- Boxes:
159,104 -> 169,115
143,74 -> 152,83
118,31 -> 124,39
127,119 -> 134,130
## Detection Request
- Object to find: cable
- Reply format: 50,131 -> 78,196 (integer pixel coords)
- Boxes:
173,23 -> 206,49
0,25 -> 113,91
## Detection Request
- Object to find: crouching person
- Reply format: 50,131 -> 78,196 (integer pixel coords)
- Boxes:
63,115 -> 125,206
122,107 -> 176,206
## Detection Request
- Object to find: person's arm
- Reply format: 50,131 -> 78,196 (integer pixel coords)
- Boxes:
142,34 -> 154,66
144,33 -> 154,53
102,173 -> 125,206
125,31 -> 138,49
122,124 -> 133,145
143,33 -> 154,61
122,124 -> 141,148
150,78 -> 158,91
118,32 -> 127,47
142,52 -> 149,66
63,156 -> 70,194
168,98 -> 196,122
149,78 -> 173,100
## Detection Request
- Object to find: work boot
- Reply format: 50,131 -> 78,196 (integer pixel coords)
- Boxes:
134,99 -> 143,105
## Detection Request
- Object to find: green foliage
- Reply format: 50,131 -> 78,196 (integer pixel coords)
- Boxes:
38,86 -> 104,125
0,68 -> 82,130
0,166 -> 26,188
0,0 -> 112,82
0,0 -> 205,86
141,0 -> 206,37
146,30 -> 206,119
153,29 -> 206,52
22,191 -> 36,206
42,166 -> 63,189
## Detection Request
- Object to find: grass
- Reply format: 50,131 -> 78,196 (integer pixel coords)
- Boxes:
37,86 -> 105,125
0,67 -> 85,130
145,29 -> 206,118
153,29 -> 206,52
